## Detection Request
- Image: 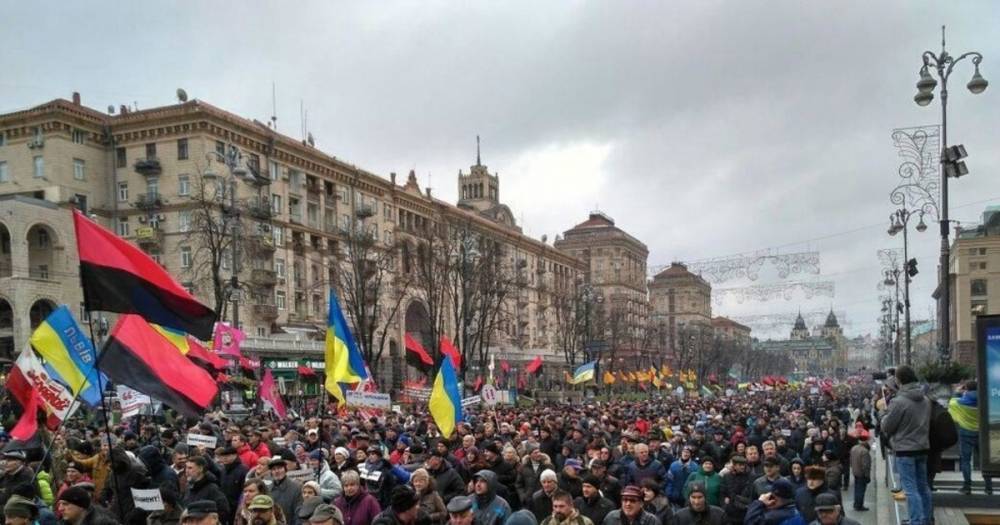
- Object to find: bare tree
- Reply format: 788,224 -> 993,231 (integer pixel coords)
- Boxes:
333,204 -> 411,379
408,218 -> 454,373
552,283 -> 585,367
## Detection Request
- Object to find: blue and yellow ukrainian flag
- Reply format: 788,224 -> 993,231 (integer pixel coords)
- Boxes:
429,356 -> 463,438
28,305 -> 106,407
570,361 -> 596,384
325,289 -> 369,404
151,324 -> 191,354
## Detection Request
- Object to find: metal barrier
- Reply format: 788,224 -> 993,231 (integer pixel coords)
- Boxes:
882,442 -> 904,525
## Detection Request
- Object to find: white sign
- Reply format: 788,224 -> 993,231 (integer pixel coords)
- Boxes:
345,391 -> 391,409
461,395 -> 481,407
287,468 -> 315,484
117,385 -> 151,419
781,429 -> 792,437
809,387 -> 820,395
186,434 -> 218,449
131,488 -> 164,511
272,437 -> 287,447
481,385 -> 499,407
402,387 -> 431,400
391,404 -> 402,414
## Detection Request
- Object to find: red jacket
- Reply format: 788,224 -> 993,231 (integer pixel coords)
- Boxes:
237,444 -> 260,469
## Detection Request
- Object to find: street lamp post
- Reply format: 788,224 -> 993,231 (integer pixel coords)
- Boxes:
912,26 -> 987,361
888,208 -> 928,364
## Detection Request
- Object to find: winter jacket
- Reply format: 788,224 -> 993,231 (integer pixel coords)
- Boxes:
314,461 -> 342,501
749,475 -> 783,501
269,476 -> 303,525
793,484 -> 838,524
849,443 -> 871,479
35,470 -> 54,506
683,468 -> 722,506
719,469 -> 753,523
574,494 -> 614,525
667,459 -> 697,505
415,486 -> 446,525
370,507 -> 431,525
334,488 -> 381,525
880,382 -> 931,455
539,509 -> 594,525
516,454 -> 556,506
623,458 -> 666,488
598,509 -> 660,525
102,449 -> 153,525
80,505 -> 121,525
183,473 -> 231,525
472,470 -> 512,525
671,505 -> 726,525
138,446 -> 180,495
0,465 -> 35,516
236,444 -> 260,470
147,507 -> 183,525
219,461 -> 250,522
427,462 -> 465,503
742,500 -> 805,525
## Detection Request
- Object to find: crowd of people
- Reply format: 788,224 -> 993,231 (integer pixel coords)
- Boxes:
0,364 -> 987,525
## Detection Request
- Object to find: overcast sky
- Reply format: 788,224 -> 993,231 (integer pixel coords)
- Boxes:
4,1 -> 999,339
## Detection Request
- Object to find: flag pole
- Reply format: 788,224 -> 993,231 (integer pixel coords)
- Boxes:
84,309 -> 127,523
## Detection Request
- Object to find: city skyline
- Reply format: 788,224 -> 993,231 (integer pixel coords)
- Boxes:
3,2 -> 1000,339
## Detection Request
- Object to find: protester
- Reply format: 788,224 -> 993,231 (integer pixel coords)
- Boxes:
599,485 -> 659,525
409,469 -> 446,525
574,476 -> 614,525
743,478 -> 802,525
880,365 -> 933,525
810,493 -> 860,525
671,484 -> 725,525
538,490 -> 591,525
848,432 -> 870,512
949,380 -> 994,495
333,471 -> 380,525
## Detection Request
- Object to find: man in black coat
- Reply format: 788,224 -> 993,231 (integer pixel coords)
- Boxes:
574,476 -> 614,525
425,451 -> 465,503
183,456 -> 230,525
215,446 -> 248,524
719,455 -> 752,525
0,450 -> 35,519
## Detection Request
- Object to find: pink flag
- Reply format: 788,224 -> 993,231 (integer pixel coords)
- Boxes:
213,322 -> 245,357
260,368 -> 287,420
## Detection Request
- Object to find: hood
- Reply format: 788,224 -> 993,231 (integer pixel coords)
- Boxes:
959,390 -> 978,407
473,469 -> 499,503
111,448 -> 133,474
898,382 -> 925,402
138,446 -> 165,473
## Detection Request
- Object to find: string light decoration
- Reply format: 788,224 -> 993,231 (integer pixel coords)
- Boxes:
712,280 -> 835,305
890,125 -> 941,220
729,310 -> 848,335
649,251 -> 821,283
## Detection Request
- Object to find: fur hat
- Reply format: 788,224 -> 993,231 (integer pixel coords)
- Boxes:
804,465 -> 826,481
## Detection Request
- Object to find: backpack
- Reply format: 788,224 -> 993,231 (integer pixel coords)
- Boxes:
928,397 -> 958,451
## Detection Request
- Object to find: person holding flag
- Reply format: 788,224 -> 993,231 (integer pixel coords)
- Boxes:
429,355 -> 463,439
324,289 -> 369,404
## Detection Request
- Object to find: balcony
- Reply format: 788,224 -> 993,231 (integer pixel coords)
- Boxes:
252,303 -> 279,321
134,157 -> 162,177
250,268 -> 277,287
289,211 -> 302,224
135,226 -> 163,249
249,234 -> 275,254
355,204 -> 374,219
247,200 -> 273,220
134,193 -> 165,212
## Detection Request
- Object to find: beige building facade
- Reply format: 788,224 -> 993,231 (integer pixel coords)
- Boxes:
648,262 -> 713,361
0,94 -> 584,384
948,206 -> 1000,365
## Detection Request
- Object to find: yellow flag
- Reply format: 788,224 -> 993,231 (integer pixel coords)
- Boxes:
603,371 -> 616,384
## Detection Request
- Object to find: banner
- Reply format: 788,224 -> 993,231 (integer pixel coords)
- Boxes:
213,322 -> 245,357
117,385 -> 152,419
461,395 -> 481,407
130,488 -> 164,511
345,391 -> 391,409
978,315 -> 1000,472
14,350 -> 78,422
186,434 -> 218,449
286,468 -> 315,484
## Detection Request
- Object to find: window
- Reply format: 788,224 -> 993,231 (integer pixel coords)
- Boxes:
178,211 -> 192,232
0,161 -> 7,183
222,252 -> 231,271
0,133 -> 5,147
271,194 -> 282,215
33,156 -> 44,178
982,262 -> 989,270
972,279 -> 988,297
313,294 -> 322,316
178,175 -> 190,196
117,217 -> 129,236
72,129 -> 85,144
981,248 -> 988,256
73,158 -> 85,180
37,229 -> 49,248
215,141 -> 225,158
177,138 -> 188,160
117,182 -> 129,201
256,327 -> 267,337
145,143 -> 157,159
180,246 -> 192,269
275,258 -> 286,278
269,160 -> 279,180
272,225 -> 283,246
147,178 -> 159,198
74,194 -> 88,214
37,265 -> 49,279
116,147 -> 127,168
384,204 -> 393,221
275,290 -> 286,310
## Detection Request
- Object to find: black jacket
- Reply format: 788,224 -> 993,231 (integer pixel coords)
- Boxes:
427,463 -> 465,503
719,470 -> 753,524
0,466 -> 35,516
184,473 -> 231,525
670,505 -> 726,525
574,494 -> 614,525
219,461 -> 249,522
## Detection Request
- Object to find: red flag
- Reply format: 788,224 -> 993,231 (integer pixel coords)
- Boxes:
298,365 -> 316,376
187,337 -> 228,370
525,356 -> 543,375
216,372 -> 229,383
439,337 -> 462,370
213,322 -> 245,357
11,391 -> 41,441
500,360 -> 510,373
261,368 -> 288,419
517,373 -> 527,390
473,375 -> 483,393
404,333 -> 433,375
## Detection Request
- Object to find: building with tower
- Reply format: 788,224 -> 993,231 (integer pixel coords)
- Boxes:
753,308 -> 847,378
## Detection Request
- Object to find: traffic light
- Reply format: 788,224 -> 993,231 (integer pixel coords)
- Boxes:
943,144 -> 969,178
907,258 -> 918,278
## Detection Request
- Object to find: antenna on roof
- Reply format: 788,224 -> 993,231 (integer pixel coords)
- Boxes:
476,135 -> 481,165
176,88 -> 188,103
271,82 -> 277,131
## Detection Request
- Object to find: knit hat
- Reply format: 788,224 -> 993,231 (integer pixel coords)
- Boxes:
334,447 -> 350,459
483,442 -> 501,456
582,475 -> 601,489
4,495 -> 37,519
58,486 -> 92,509
389,486 -> 419,514
771,479 -> 795,499
308,449 -> 324,461
687,483 -> 706,496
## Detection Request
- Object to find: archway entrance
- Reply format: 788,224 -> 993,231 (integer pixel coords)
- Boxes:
404,300 -> 432,381
29,299 -> 56,330
0,223 -> 11,278
0,298 -> 13,362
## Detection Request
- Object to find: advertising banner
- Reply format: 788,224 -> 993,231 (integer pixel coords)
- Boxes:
977,315 -> 1000,473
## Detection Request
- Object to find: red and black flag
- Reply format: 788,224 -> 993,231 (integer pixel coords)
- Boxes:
186,338 -> 228,372
101,315 -> 219,417
525,355 -> 543,376
73,210 -> 217,340
405,333 -> 433,376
